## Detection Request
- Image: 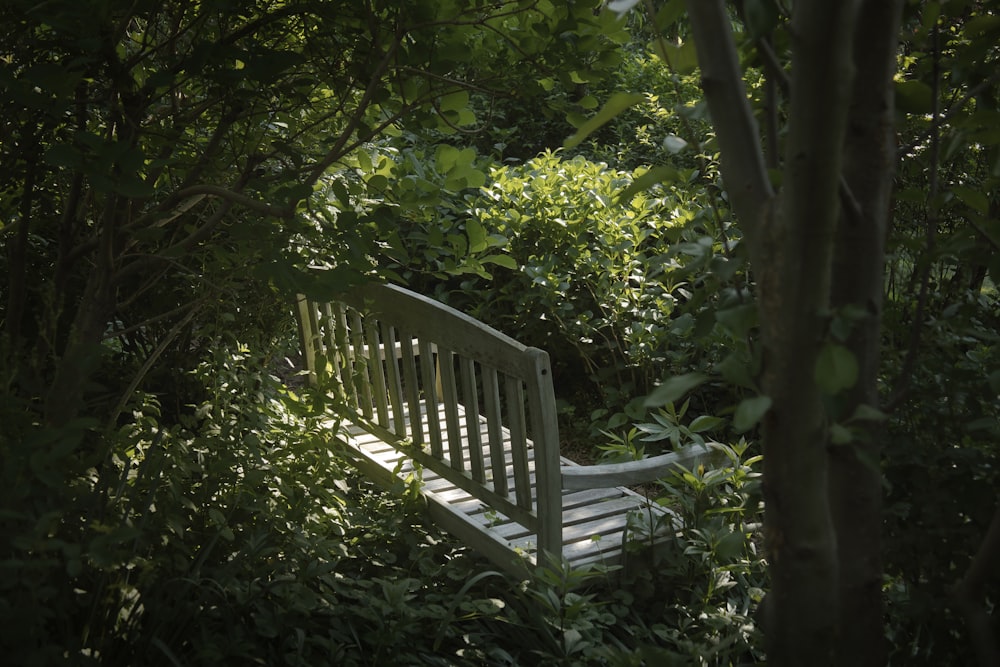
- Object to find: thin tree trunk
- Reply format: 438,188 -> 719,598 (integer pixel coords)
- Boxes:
828,2 -> 903,664
687,1 -> 864,663
757,4 -> 860,663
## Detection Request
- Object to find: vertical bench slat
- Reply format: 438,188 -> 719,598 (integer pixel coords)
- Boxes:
349,310 -> 372,418
398,328 -> 423,445
504,375 -> 532,511
482,366 -> 508,496
418,339 -> 443,458
438,348 -> 465,472
525,348 -> 562,565
380,322 -> 406,437
332,303 -> 357,409
295,296 -> 319,386
323,304 -> 343,404
459,357 -> 486,483
364,319 -> 390,427
318,302 -> 336,381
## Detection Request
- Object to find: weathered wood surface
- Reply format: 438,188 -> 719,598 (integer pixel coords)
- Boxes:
333,401 -> 674,571
297,283 -> 716,575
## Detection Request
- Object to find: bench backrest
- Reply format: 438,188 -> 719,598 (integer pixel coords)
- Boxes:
296,283 -> 563,560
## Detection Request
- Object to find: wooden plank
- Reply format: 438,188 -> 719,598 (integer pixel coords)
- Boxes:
482,367 -> 508,497
561,442 -> 723,489
348,310 -> 372,418
397,327 -> 423,445
332,397 -> 676,571
418,339 -> 443,458
437,348 -> 465,472
333,304 -> 356,408
380,322 -> 406,437
364,319 -> 390,427
523,346 -> 562,565
459,357 -> 486,484
504,375 -> 532,511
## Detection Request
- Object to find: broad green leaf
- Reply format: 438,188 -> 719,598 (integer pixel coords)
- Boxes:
814,343 -> 858,394
644,373 -> 708,407
439,90 -> 469,112
466,219 -> 488,253
689,415 -> 725,433
744,0 -> 780,39
848,404 -> 887,423
988,370 -> 1000,393
733,396 -> 771,432
44,143 -> 83,169
564,92 -> 645,149
714,531 -> 745,561
481,254 -> 518,269
830,423 -> 853,445
715,353 -> 756,390
654,0 -> 686,31
964,14 -> 1000,37
715,304 -> 758,338
895,80 -> 933,114
652,39 -> 699,74
616,165 -> 680,203
436,144 -> 459,172
952,186 -> 989,214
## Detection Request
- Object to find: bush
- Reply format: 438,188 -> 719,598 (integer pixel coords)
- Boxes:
390,151 -> 752,438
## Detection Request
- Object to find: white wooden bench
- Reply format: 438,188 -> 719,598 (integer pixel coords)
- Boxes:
296,282 -> 720,576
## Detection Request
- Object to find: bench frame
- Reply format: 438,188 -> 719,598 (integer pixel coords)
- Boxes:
296,282 -> 718,575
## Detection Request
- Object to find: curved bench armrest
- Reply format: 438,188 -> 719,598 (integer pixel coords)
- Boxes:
561,442 -> 726,491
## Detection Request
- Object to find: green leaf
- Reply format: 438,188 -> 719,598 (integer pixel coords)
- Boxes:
715,304 -> 758,338
952,186 -> 989,214
616,165 -> 680,203
814,343 -> 858,394
439,90 -> 469,112
466,218 -> 488,253
733,396 -> 771,432
689,415 -> 725,433
830,423 -> 853,445
654,0 -> 686,31
715,353 -> 756,390
652,39 -> 699,74
714,531 -> 745,561
988,370 -> 1000,393
847,404 -> 887,423
744,0 -> 780,39
481,254 -> 518,269
895,80 -> 933,114
644,373 -> 708,407
44,143 -> 83,169
564,92 -> 645,149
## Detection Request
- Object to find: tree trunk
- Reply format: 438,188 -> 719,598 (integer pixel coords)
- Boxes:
828,2 -> 903,664
686,1 -> 871,663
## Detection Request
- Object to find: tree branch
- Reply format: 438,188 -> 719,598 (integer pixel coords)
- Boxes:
684,0 -> 773,253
